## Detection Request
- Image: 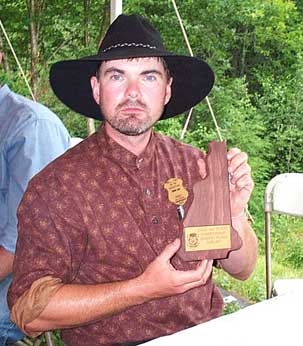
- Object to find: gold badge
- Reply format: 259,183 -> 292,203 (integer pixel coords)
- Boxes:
164,178 -> 188,206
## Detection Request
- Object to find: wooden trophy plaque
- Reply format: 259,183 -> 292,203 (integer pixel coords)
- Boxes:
178,141 -> 242,261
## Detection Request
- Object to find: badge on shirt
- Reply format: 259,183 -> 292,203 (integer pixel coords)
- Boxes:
164,178 -> 188,206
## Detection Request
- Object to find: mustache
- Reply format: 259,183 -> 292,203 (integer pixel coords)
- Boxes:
117,99 -> 147,110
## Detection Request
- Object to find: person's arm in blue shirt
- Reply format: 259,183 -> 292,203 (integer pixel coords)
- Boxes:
0,116 -> 70,279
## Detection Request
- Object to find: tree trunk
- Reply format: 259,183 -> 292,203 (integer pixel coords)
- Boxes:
28,0 -> 38,98
240,29 -> 247,77
83,0 -> 89,47
98,0 -> 110,48
85,0 -> 111,136
83,0 -> 96,136
0,35 -> 9,71
27,0 -> 45,99
84,0 -> 111,136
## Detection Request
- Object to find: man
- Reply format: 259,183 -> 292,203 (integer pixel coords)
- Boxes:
0,51 -> 70,345
8,14 -> 258,346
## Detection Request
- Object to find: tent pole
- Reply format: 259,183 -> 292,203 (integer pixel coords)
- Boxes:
110,0 -> 122,22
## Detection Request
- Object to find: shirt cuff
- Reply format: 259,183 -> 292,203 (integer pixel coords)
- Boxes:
10,276 -> 64,337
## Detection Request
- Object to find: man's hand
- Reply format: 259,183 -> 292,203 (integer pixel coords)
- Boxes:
137,239 -> 213,300
227,148 -> 254,217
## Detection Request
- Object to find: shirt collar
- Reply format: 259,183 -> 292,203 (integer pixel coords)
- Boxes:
96,124 -> 156,169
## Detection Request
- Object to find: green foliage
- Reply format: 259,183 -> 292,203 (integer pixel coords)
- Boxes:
270,216 -> 303,269
214,255 -> 267,303
284,237 -> 303,269
154,115 -> 184,140
223,301 -> 241,315
51,331 -> 65,346
255,55 -> 303,177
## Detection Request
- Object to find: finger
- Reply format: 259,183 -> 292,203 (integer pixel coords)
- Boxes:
231,174 -> 254,192
196,259 -> 213,271
227,147 -> 241,161
159,239 -> 181,262
229,162 -> 251,185
182,260 -> 214,290
228,152 -> 248,176
175,260 -> 213,285
197,259 -> 213,283
196,259 -> 213,281
197,158 -> 207,180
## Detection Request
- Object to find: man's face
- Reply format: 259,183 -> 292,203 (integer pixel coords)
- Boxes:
91,57 -> 172,136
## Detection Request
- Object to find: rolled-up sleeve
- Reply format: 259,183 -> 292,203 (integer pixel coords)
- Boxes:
10,276 -> 64,337
7,173 -> 87,334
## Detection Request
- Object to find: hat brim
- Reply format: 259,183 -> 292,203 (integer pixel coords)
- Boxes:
49,51 -> 214,121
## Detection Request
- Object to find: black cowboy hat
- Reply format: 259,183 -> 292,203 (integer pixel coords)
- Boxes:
50,14 -> 214,121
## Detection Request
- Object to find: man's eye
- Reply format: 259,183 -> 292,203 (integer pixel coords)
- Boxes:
145,74 -> 156,81
111,74 -> 122,81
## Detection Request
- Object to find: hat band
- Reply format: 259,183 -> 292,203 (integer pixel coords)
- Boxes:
102,42 -> 157,53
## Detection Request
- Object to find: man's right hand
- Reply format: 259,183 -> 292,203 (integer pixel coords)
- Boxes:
19,239 -> 213,334
136,239 -> 213,300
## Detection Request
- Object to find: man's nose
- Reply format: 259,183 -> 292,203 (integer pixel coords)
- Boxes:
126,79 -> 140,99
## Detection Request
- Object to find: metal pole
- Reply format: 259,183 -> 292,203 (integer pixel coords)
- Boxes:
265,211 -> 272,299
110,0 -> 122,23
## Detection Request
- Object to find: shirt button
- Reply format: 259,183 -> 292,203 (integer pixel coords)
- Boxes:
144,188 -> 152,196
151,217 -> 159,224
136,157 -> 144,169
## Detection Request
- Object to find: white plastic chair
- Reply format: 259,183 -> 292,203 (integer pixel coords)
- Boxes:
264,173 -> 303,298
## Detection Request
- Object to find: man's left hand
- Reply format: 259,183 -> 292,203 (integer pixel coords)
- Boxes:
227,148 -> 254,217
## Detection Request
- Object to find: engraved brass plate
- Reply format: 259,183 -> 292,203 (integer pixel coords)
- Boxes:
184,225 -> 231,252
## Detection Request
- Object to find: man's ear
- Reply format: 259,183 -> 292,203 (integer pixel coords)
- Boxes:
164,77 -> 173,105
90,76 -> 100,105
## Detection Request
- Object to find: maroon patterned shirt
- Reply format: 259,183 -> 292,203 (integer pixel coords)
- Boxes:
9,126 -> 223,346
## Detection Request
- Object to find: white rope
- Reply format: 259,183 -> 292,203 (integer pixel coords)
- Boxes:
0,19 -> 36,101
171,0 -> 193,57
171,0 -> 222,141
180,108 -> 193,140
205,97 -> 223,141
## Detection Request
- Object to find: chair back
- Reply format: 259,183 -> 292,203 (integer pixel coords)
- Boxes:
264,173 -> 303,298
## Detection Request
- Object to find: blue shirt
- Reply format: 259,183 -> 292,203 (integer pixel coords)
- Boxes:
0,84 -> 70,253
